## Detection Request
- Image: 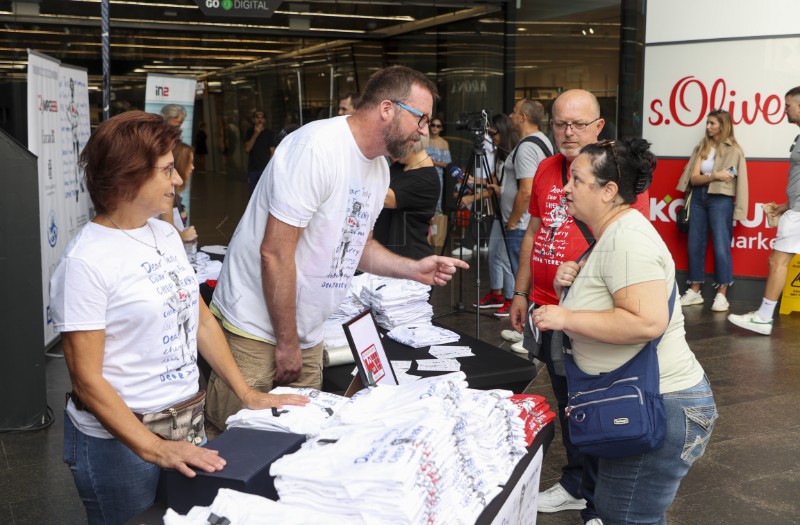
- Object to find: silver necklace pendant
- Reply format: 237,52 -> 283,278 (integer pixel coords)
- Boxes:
106,215 -> 162,257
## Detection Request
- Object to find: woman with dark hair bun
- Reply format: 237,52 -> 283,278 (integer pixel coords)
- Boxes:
530,137 -> 717,524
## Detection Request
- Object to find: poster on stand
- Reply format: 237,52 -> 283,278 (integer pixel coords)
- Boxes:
145,73 -> 198,223
144,73 -> 197,146
59,64 -> 93,233
27,52 -> 92,347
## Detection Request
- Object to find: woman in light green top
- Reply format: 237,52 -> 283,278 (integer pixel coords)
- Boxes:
531,138 -> 717,524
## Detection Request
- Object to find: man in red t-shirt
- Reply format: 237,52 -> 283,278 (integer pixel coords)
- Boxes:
509,89 -> 649,524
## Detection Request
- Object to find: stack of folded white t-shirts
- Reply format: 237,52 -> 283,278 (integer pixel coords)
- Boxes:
163,488 -> 350,525
192,252 -> 223,283
386,323 -> 461,348
224,387 -> 348,437
458,389 -> 529,485
323,273 -> 369,349
359,275 -> 433,330
270,373 -> 528,525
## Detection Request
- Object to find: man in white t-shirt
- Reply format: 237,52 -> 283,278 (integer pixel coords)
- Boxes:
207,66 -> 469,433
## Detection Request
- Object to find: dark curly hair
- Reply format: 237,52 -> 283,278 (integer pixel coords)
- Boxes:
580,137 -> 656,204
81,111 -> 182,214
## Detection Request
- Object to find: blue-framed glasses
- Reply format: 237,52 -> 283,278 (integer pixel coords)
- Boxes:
392,100 -> 431,129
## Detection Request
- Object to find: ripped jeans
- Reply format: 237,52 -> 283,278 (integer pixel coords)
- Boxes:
594,376 -> 717,525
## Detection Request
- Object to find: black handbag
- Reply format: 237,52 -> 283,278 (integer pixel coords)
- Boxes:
563,285 -> 677,459
676,187 -> 692,233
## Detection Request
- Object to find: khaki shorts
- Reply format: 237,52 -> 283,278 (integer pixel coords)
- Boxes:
204,328 -> 323,434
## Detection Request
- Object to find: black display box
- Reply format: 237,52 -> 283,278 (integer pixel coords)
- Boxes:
162,428 -> 306,514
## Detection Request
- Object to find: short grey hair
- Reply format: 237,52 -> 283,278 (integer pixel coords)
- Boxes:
160,104 -> 186,120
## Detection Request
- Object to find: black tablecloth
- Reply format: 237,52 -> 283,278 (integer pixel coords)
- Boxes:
323,325 -> 538,394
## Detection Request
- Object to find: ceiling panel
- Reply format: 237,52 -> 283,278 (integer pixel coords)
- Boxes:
0,0 -> 620,93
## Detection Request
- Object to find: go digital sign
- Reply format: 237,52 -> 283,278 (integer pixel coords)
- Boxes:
194,0 -> 282,18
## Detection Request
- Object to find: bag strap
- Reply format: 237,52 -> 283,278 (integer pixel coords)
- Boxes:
512,135 -> 553,165
562,279 -> 678,354
653,283 -> 678,347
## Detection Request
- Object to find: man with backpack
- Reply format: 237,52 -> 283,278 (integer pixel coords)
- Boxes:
492,98 -> 553,319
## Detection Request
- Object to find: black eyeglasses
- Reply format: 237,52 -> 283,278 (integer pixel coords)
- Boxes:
392,100 -> 431,129
596,139 -> 621,182
551,117 -> 601,133
488,129 -> 499,137
429,123 -> 443,129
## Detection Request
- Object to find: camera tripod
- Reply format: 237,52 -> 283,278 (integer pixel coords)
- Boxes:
436,131 -> 514,339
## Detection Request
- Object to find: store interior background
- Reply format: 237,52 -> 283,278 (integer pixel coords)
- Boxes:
0,0 -> 634,192
1,3 -> 800,525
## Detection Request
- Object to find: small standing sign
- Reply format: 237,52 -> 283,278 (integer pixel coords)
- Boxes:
342,310 -> 398,395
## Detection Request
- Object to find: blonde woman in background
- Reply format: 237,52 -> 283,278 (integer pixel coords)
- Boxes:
676,109 -> 748,312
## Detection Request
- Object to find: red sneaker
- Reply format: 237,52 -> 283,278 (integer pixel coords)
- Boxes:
493,300 -> 513,318
474,292 -> 505,309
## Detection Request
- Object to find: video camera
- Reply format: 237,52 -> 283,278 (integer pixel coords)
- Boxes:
455,109 -> 490,134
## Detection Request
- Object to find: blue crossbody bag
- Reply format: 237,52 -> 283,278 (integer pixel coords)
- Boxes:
562,267 -> 676,459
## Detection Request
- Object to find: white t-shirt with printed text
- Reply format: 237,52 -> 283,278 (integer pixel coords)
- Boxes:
213,116 -> 389,348
50,219 -> 200,439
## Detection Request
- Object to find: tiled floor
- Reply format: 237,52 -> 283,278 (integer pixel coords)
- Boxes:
3,169 -> 799,524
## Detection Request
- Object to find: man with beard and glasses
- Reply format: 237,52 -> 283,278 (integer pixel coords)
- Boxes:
206,66 -> 469,435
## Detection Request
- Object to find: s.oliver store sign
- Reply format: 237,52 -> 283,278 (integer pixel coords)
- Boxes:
642,0 -> 800,278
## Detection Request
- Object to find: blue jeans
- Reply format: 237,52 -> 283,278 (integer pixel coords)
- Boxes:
540,330 -> 601,522
64,413 -> 161,525
505,227 -> 526,277
594,377 -> 717,525
488,219 -> 514,298
687,186 -> 734,286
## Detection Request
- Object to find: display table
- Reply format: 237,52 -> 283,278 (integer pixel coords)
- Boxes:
124,422 -> 554,525
323,326 -> 538,394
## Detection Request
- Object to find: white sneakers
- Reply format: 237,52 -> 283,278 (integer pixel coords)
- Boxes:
500,329 -> 524,343
711,293 -> 729,312
681,289 -> 730,312
537,482 -> 587,513
728,311 -> 773,335
510,341 -> 527,354
501,329 -> 526,353
585,520 -> 604,525
679,288 -> 704,306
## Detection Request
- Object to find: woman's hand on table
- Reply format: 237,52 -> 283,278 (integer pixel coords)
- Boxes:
147,437 -> 226,478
